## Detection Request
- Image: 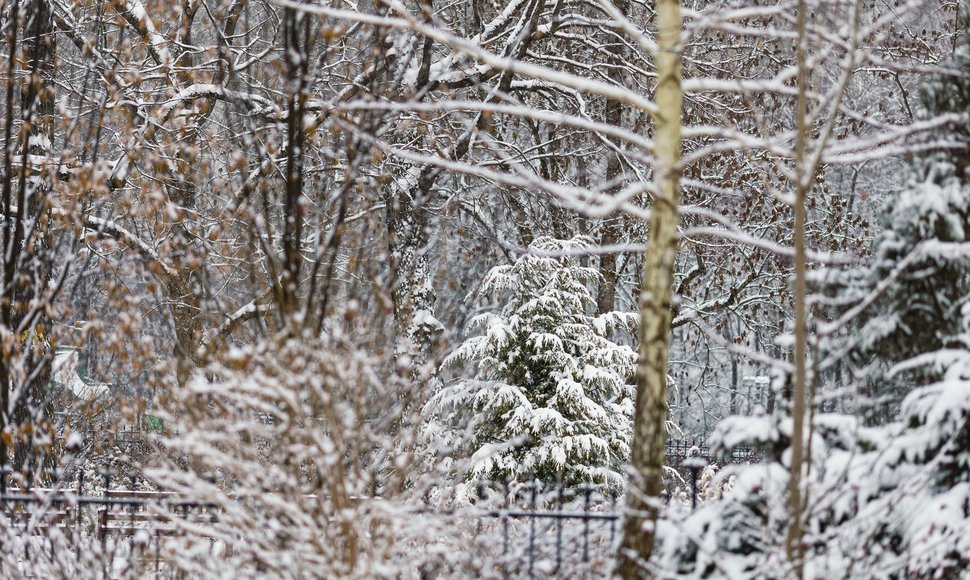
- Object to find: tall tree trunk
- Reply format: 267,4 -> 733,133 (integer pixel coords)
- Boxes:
785,0 -> 811,575
596,0 -> 629,315
279,8 -> 309,322
0,0 -> 19,492
386,182 -> 437,364
0,0 -> 58,477
616,0 -> 682,574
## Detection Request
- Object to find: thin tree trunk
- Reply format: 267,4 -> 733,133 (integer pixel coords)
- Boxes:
596,0 -> 629,315
0,0 -> 21,492
616,0 -> 682,574
785,0 -> 810,576
9,0 -> 58,475
272,7 -> 310,328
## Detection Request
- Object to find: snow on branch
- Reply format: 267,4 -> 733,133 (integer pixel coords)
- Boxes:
272,0 -> 659,115
112,0 -> 174,71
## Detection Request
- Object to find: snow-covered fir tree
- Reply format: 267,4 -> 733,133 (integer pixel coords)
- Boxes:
426,237 -> 637,494
658,381 -> 969,577
842,165 -> 970,422
832,9 -> 970,423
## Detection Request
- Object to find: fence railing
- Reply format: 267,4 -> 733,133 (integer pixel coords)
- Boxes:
464,480 -> 620,575
1,483 -> 616,577
0,486 -> 216,579
0,444 -> 765,576
664,439 -> 764,464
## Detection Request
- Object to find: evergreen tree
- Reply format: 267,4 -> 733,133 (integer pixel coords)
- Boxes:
839,6 -> 970,422
426,237 -> 636,494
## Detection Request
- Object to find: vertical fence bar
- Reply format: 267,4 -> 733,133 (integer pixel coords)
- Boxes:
155,525 -> 161,580
609,493 -> 617,550
76,470 -> 83,564
475,480 -> 484,536
502,482 -> 509,555
128,478 -> 137,567
49,470 -> 57,562
554,483 -> 563,574
691,465 -> 698,511
24,469 -> 30,564
582,484 -> 591,563
528,481 -> 536,577
158,489 -> 166,580
102,471 -> 112,578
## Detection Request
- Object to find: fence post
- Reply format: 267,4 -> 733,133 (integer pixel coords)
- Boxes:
101,471 -> 112,578
76,470 -> 83,563
475,480 -> 485,536
581,484 -> 592,563
502,481 -> 510,577
609,492 -> 617,550
528,480 -> 537,577
49,469 -> 58,562
155,526 -> 161,580
554,482 -> 563,575
683,456 -> 708,511
23,469 -> 30,564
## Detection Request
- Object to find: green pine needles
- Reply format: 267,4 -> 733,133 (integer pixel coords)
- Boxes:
427,237 -> 637,495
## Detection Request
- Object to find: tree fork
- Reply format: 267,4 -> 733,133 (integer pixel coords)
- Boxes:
616,0 -> 682,575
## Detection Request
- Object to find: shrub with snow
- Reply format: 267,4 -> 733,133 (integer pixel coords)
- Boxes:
656,373 -> 969,578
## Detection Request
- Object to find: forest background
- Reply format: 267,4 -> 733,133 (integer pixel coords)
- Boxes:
0,0 -> 967,576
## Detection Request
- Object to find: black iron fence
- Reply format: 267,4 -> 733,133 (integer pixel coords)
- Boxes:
1,482 -> 617,577
464,480 -> 620,576
0,471 -> 216,579
663,438 -> 764,509
0,444 -> 764,577
664,439 -> 763,465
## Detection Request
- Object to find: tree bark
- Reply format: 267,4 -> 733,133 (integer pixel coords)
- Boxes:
785,0 -> 810,576
0,0 -> 21,491
279,8 -> 309,322
1,0 -> 59,476
596,0 -> 629,315
616,0 -> 682,574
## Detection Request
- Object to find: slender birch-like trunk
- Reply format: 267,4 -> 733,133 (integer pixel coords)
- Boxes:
616,0 -> 681,574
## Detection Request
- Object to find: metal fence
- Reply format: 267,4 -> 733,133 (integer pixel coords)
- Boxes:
0,444 -> 765,577
464,480 -> 620,576
664,439 -> 763,465
0,483 -> 617,578
663,439 -> 764,509
0,473 -> 216,579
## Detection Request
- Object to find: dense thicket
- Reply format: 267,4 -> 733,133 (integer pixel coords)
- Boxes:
659,11 -> 970,576
0,0 -> 966,576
